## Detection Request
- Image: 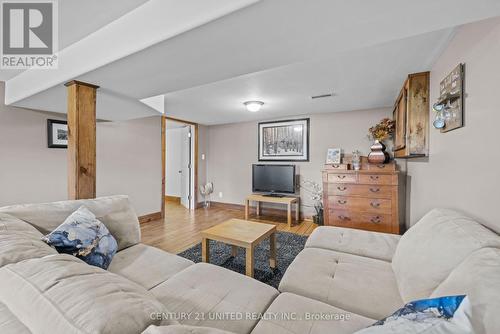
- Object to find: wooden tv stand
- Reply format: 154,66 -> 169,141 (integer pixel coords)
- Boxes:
245,194 -> 300,227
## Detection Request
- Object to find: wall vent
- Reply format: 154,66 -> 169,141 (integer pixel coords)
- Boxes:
311,93 -> 333,99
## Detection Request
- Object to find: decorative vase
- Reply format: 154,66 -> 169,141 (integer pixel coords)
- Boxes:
368,140 -> 390,164
352,150 -> 361,170
312,207 -> 324,225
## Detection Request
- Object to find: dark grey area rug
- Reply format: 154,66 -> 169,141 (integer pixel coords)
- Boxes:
178,231 -> 307,288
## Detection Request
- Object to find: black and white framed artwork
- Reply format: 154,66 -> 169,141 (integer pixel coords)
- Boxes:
258,118 -> 310,161
47,119 -> 68,148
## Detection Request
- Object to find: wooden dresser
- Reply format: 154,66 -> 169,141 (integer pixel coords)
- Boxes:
322,162 -> 404,234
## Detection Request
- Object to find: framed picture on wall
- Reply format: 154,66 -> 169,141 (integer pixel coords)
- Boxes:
47,119 -> 68,148
258,118 -> 310,161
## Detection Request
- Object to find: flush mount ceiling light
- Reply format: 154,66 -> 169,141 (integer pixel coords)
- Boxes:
243,101 -> 264,112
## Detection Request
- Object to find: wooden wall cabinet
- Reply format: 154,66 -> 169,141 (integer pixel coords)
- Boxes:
393,72 -> 430,158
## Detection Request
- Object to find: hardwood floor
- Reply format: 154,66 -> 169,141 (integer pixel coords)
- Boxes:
141,201 -> 317,254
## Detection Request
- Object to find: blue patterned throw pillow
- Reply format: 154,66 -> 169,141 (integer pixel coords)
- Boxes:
42,206 -> 117,269
355,295 -> 473,334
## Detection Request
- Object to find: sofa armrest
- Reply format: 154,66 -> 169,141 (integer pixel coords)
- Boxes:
305,226 -> 400,262
143,325 -> 236,334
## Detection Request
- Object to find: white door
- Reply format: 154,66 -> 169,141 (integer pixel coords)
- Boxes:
180,126 -> 192,209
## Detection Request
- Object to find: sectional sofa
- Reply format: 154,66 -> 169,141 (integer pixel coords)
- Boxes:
0,195 -> 498,334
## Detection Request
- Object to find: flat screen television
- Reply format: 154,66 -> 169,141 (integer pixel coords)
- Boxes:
252,164 -> 296,195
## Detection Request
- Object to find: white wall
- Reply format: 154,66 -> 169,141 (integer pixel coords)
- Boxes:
165,127 -> 183,197
406,17 -> 500,233
97,116 -> 162,216
0,82 -> 67,205
0,81 -> 162,216
206,108 -> 392,216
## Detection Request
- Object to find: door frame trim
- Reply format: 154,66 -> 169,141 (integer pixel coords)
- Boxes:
161,116 -> 199,219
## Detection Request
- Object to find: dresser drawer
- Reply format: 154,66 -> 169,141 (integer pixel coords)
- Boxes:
327,173 -> 357,183
330,210 -> 354,227
365,163 -> 396,171
358,174 -> 394,185
329,196 -> 392,214
330,210 -> 392,233
328,184 -> 393,199
324,163 -> 350,170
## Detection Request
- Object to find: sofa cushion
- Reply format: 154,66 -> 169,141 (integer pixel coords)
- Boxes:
279,248 -> 403,319
0,254 -> 171,334
42,206 -> 118,269
431,248 -> 500,334
392,208 -> 500,302
305,226 -> 400,262
0,195 -> 140,251
143,325 -> 235,334
251,293 -> 374,334
0,301 -> 32,334
109,243 -> 194,290
0,213 -> 57,267
151,263 -> 279,334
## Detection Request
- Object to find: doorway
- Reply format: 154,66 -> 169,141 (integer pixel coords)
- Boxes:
162,117 -> 198,215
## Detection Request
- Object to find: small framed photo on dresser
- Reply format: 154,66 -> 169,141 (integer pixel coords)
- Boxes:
326,148 -> 342,164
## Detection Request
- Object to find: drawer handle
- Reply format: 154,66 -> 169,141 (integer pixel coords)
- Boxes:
337,200 -> 347,205
370,176 -> 380,180
369,188 -> 380,193
370,202 -> 381,208
337,175 -> 346,179
371,216 -> 381,224
337,186 -> 347,191
338,215 -> 350,221
332,164 -> 340,168
377,165 -> 386,169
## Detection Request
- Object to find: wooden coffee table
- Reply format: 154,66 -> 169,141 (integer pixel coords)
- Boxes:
201,219 -> 277,278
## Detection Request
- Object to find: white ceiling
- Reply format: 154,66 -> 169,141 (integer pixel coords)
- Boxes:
162,28 -> 455,125
0,0 -> 148,82
3,0 -> 500,123
4,0 -> 258,120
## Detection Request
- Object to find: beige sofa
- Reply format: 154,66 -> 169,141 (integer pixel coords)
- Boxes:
0,196 -> 498,334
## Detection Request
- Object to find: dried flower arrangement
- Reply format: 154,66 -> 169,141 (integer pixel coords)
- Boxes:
368,118 -> 396,142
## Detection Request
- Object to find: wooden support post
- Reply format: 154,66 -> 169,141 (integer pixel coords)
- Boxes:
65,80 -> 99,200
